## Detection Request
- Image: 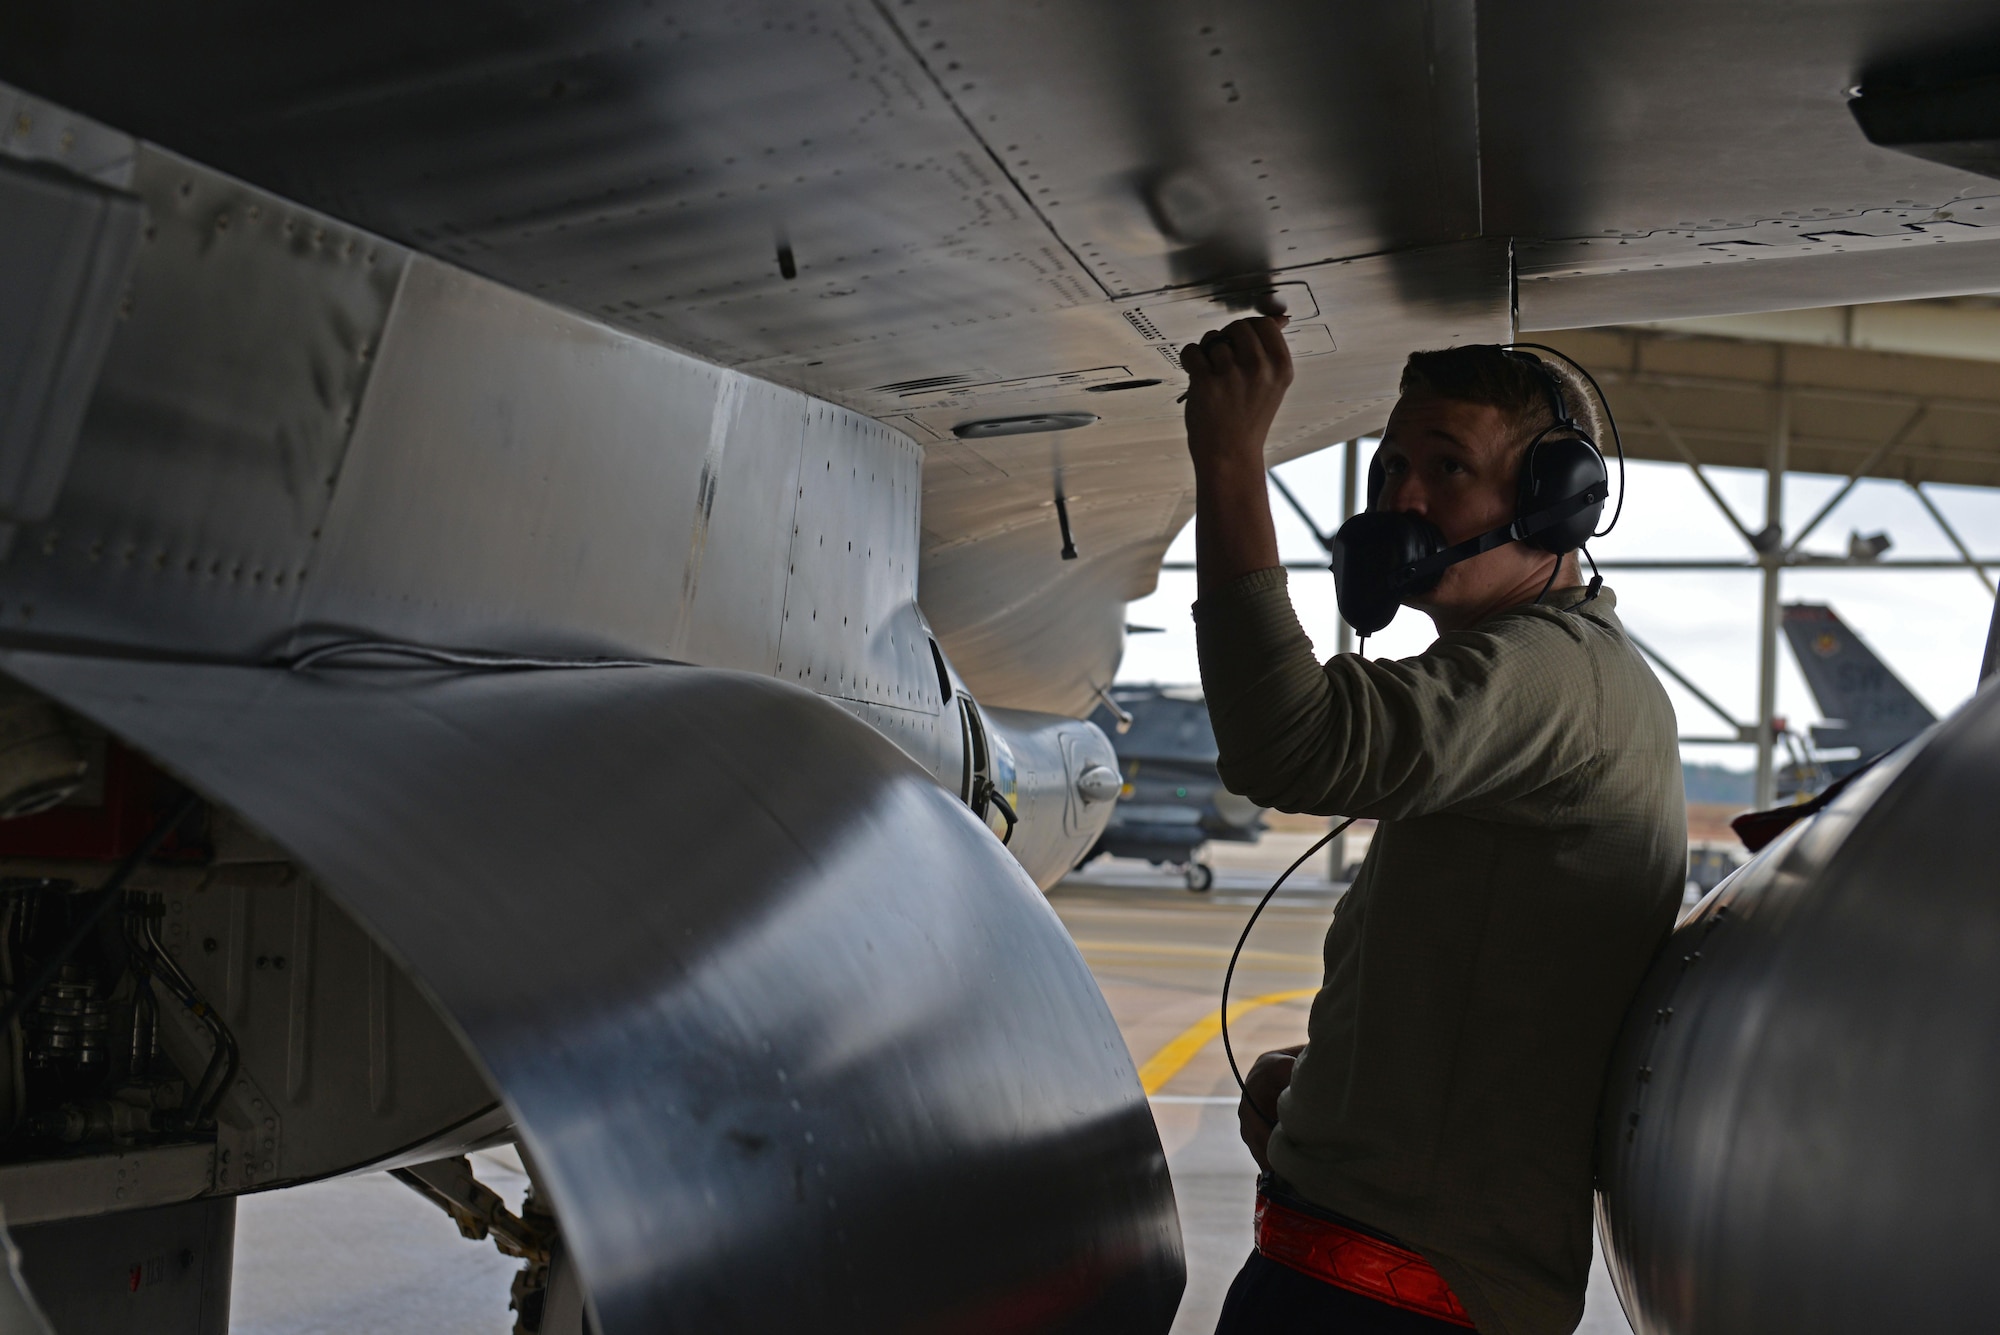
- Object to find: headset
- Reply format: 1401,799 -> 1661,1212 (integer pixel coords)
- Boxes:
1328,345 -> 1624,636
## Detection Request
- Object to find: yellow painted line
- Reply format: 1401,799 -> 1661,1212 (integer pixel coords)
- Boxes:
1072,939 -> 1322,968
1136,988 -> 1319,1095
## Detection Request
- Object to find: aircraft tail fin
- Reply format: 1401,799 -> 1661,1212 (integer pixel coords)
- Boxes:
1780,603 -> 1935,755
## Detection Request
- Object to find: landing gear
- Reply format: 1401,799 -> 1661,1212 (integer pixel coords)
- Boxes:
1183,861 -> 1214,893
394,1153 -> 589,1334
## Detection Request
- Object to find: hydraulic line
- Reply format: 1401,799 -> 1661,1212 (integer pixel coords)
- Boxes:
0,792 -> 198,1034
136,907 -> 238,1128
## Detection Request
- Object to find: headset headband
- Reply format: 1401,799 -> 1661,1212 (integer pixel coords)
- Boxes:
1505,341 -> 1627,541
1501,346 -> 1576,437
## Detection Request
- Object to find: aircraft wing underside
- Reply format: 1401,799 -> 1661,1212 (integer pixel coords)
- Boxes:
11,1 -> 2000,709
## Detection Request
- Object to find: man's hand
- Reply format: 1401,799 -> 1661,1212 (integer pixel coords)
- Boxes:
1182,313 -> 1294,476
1238,1044 -> 1305,1173
1183,313 -> 1293,593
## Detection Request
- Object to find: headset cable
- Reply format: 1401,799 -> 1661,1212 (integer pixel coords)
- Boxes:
1222,814 -> 1359,1126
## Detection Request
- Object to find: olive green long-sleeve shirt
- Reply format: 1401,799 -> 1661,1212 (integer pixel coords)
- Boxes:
1193,569 -> 1684,1335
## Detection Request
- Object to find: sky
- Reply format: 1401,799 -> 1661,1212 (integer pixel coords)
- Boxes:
1115,442 -> 2000,774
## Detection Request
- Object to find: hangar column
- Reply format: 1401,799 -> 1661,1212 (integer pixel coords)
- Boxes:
1753,356 -> 1789,811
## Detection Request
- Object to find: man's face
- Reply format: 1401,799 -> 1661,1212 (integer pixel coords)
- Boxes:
1374,392 -> 1561,621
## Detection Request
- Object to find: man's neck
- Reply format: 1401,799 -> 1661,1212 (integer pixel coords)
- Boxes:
1420,552 -> 1579,634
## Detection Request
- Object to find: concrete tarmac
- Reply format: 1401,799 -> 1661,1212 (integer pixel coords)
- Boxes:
231,1148 -> 526,1334
227,857 -> 1636,1334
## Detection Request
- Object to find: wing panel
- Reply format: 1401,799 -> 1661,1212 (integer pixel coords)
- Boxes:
0,2 -> 1098,370
1493,2 -> 2000,327
774,405 -> 935,713
891,0 -> 1481,294
302,257 -> 724,658
0,144 -> 406,658
0,140 -> 962,772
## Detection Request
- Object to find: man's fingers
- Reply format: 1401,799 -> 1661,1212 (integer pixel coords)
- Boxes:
1208,316 -> 1290,380
1249,315 -> 1294,375
1199,328 -> 1238,372
1179,341 -> 1210,377
1244,1050 -> 1297,1107
1224,319 -> 1269,369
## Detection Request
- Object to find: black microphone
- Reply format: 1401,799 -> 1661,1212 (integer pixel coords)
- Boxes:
1330,483 -> 1608,636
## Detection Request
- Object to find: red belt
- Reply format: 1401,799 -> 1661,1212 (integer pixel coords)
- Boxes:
1254,1191 -> 1475,1328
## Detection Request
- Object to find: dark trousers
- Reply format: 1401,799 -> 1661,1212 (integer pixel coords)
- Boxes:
1213,1250 -> 1474,1334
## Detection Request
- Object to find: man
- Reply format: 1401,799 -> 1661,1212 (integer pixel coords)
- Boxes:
1181,316 -> 1685,1335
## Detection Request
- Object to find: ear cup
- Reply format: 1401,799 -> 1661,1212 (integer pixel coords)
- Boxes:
1516,434 -> 1607,554
1365,454 -> 1385,509
1330,510 -> 1446,636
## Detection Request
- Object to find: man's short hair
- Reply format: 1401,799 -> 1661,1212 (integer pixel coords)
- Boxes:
1398,345 -> 1605,456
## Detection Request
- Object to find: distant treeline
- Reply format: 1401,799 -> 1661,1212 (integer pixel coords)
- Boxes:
1684,762 -> 1753,805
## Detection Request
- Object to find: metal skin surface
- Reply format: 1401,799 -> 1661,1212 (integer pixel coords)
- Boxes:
981,705 -> 1119,889
0,113 -> 1127,877
14,1197 -> 234,1335
26,2 -> 2000,339
1597,689 -> 2000,1333
0,124 -> 974,793
0,156 -> 141,553
1488,3 -> 2000,327
154,860 -> 503,1200
0,141 -> 407,659
0,9 -> 1525,714
0,105 -> 1153,1324
21,6 -> 2000,701
0,652 -> 1183,1334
